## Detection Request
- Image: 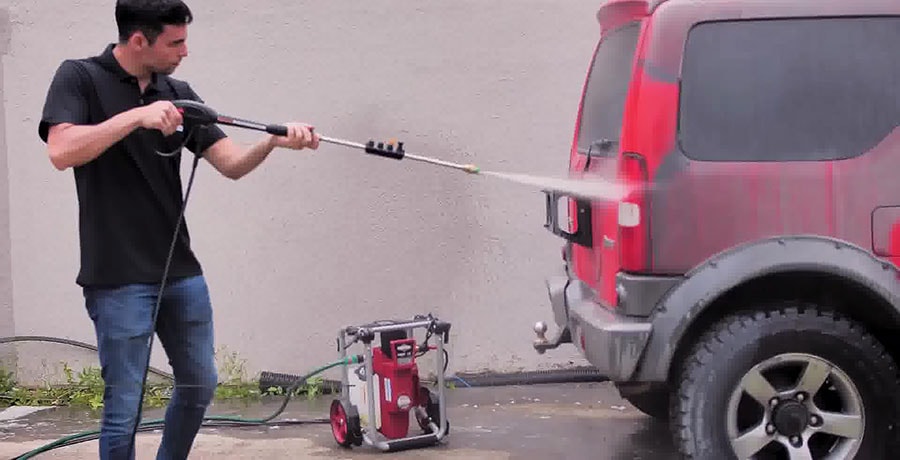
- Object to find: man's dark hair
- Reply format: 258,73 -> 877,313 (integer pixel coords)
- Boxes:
115,0 -> 193,45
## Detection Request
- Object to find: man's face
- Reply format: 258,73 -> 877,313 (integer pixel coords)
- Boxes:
141,24 -> 188,75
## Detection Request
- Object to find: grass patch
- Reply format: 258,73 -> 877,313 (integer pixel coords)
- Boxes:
0,348 -> 325,411
0,363 -> 123,410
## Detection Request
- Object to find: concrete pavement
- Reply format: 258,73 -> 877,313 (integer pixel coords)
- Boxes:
0,382 -> 680,459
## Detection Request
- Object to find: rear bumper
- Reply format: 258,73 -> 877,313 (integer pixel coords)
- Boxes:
534,276 -> 653,382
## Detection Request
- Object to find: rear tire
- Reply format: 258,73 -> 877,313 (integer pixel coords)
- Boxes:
672,305 -> 900,459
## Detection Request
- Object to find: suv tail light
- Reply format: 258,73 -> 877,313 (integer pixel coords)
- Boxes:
618,153 -> 649,272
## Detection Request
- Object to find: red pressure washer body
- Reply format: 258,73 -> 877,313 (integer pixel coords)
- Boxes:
371,335 -> 421,439
331,315 -> 450,452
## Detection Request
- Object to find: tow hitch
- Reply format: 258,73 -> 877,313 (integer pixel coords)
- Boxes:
533,321 -> 571,354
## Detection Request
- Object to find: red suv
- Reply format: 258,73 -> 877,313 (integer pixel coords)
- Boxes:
533,0 -> 900,458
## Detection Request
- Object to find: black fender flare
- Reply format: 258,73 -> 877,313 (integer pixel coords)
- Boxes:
634,235 -> 900,382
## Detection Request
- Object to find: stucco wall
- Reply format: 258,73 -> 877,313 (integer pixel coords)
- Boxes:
0,4 -> 14,372
2,0 -> 598,383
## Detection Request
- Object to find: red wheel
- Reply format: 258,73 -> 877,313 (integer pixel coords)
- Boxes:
330,399 -> 362,447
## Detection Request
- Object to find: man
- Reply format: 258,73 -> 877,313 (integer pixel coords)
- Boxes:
37,1 -> 319,459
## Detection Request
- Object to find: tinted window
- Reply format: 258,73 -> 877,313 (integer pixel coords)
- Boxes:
679,17 -> 900,162
576,22 -> 641,157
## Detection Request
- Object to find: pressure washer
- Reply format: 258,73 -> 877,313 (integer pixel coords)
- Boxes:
9,100 -> 467,459
332,314 -> 451,451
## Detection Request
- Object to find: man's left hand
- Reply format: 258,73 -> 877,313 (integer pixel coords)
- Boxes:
270,123 -> 320,150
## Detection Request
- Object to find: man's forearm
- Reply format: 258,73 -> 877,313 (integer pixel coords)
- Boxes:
219,136 -> 278,180
48,110 -> 141,170
204,123 -> 318,179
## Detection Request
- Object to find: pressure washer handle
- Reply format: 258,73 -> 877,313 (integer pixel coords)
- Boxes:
266,125 -> 289,137
173,100 -> 291,137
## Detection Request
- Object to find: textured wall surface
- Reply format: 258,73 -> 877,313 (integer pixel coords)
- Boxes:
0,3 -> 13,371
3,0 -> 599,382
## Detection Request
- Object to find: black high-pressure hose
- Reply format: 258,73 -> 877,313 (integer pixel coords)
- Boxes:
5,122 -> 209,460
125,101 -> 400,459
7,121 -> 359,459
0,336 -> 173,380
114,105 -> 288,458
8,101 -> 484,459
123,133 -> 204,460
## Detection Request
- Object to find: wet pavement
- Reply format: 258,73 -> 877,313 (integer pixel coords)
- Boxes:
0,382 -> 680,459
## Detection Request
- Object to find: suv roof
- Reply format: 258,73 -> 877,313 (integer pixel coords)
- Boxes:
645,0 -> 899,15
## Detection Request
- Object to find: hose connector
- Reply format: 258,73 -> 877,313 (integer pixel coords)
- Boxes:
345,354 -> 365,365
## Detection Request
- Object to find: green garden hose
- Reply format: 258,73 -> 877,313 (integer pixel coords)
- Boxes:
11,355 -> 360,460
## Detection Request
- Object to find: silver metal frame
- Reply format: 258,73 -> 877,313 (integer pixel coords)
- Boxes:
337,317 -> 450,452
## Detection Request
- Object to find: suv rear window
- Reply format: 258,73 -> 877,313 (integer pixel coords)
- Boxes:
679,16 -> 900,162
576,21 -> 641,157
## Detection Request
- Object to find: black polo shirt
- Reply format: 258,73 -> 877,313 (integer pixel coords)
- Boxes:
38,44 -> 228,287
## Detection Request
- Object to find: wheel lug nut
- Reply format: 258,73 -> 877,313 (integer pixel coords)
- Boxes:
796,392 -> 807,402
770,397 -> 780,407
810,415 -> 821,426
791,436 -> 802,446
766,424 -> 776,435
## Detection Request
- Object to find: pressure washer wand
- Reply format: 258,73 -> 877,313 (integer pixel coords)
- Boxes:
174,100 -> 480,174
403,152 -> 481,174
317,135 -> 481,174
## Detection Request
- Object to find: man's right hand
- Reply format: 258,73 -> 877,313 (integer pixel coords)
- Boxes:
136,101 -> 183,136
45,100 -> 188,171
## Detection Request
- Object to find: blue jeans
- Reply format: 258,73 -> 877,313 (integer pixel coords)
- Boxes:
84,275 -> 218,460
